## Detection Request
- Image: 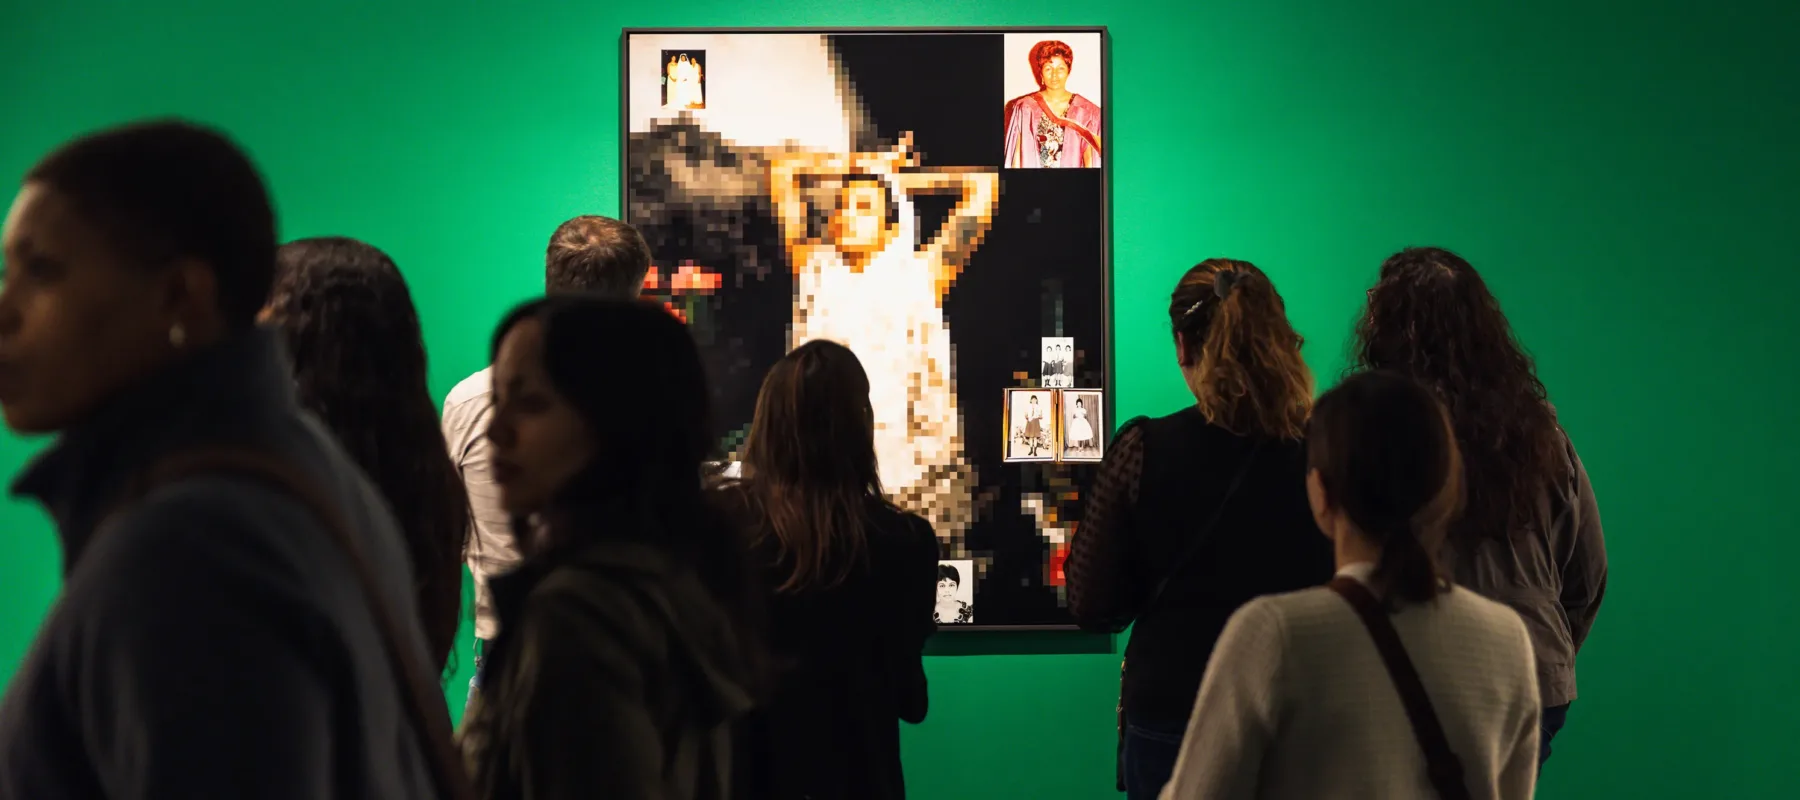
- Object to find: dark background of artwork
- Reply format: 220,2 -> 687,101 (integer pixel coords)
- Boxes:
625,31 -> 1110,628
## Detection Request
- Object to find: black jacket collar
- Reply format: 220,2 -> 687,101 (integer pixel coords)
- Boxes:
10,326 -> 299,572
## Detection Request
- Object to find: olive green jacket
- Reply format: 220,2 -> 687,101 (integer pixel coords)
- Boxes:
459,539 -> 756,800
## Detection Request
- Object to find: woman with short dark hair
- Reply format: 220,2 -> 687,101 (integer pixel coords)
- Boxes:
1354,246 -> 1606,765
715,339 -> 938,800
1160,371 -> 1541,800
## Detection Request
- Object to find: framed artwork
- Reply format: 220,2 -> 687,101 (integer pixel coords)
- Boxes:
1058,389 -> 1104,462
1041,336 -> 1074,388
1003,389 -> 1059,462
935,560 -> 977,624
623,26 -> 1111,629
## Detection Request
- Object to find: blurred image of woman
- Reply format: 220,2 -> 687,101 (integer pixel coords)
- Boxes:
458,296 -> 765,799
1004,40 -> 1103,168
264,236 -> 472,673
768,136 -> 999,550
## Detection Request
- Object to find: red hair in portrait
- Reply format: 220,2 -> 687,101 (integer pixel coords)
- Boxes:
1028,40 -> 1075,88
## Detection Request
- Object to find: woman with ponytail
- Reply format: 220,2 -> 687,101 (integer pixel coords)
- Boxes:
1065,259 -> 1335,799
1160,371 -> 1541,800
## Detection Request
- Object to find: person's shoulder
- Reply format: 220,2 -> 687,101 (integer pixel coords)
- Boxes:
1071,94 -> 1102,111
1445,586 -> 1536,637
526,553 -> 671,638
76,476 -> 324,610
1004,93 -> 1036,113
869,502 -> 940,559
443,366 -> 493,411
1242,584 -> 1340,623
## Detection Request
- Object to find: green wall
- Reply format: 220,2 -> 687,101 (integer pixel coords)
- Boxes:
4,0 -> 1797,797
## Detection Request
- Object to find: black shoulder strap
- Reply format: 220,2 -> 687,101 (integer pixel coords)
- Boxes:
1329,577 -> 1471,800
1137,435 -> 1264,619
123,448 -> 476,800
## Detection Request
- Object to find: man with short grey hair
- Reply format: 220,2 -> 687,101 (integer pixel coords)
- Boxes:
441,215 -> 652,709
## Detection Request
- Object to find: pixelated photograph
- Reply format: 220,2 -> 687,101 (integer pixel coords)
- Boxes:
1005,389 -> 1058,462
935,560 -> 977,624
625,28 -> 1109,628
1041,336 -> 1074,388
661,50 -> 707,109
1003,33 -> 1103,169
1058,389 -> 1104,462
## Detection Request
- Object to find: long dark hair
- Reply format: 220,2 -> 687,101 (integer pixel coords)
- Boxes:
488,296 -> 765,674
1352,247 -> 1567,546
736,340 -> 888,593
1168,259 -> 1313,439
1308,371 -> 1464,609
266,236 -> 471,670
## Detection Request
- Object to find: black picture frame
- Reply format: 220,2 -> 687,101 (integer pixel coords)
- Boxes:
619,26 -> 1112,632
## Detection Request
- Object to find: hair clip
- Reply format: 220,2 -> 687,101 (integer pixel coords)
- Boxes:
1214,269 -> 1243,299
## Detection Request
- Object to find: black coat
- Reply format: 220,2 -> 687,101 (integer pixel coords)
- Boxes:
0,329 -> 441,798
715,486 -> 939,800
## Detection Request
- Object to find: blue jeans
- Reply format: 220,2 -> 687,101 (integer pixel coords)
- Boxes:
1122,715 -> 1188,800
1540,703 -> 1570,768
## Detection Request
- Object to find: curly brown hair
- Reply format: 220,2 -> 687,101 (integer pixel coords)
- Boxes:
1168,259 -> 1313,439
1352,247 -> 1567,543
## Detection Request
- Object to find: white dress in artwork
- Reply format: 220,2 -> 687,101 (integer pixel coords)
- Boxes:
1069,404 -> 1094,445
791,180 -> 961,522
666,57 -> 702,109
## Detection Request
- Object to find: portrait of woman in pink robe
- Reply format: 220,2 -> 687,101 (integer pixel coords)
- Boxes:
1003,40 -> 1103,169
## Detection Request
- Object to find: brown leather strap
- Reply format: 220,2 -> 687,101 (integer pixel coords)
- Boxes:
138,448 -> 475,800
1328,576 -> 1471,800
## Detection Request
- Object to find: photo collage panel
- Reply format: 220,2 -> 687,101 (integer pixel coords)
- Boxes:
624,28 -> 1110,628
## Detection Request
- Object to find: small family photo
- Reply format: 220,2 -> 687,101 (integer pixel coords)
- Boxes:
1059,389 -> 1104,462
1002,32 -> 1104,169
661,50 -> 706,109
1004,389 -> 1058,462
1041,336 -> 1074,388
935,560 -> 976,624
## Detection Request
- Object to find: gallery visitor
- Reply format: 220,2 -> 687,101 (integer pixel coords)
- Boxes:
713,339 -> 940,800
442,213 -> 654,708
263,236 -> 473,673
1065,259 -> 1335,800
1159,370 -> 1542,800
1353,246 -> 1607,766
457,295 -> 766,799
0,120 -> 458,798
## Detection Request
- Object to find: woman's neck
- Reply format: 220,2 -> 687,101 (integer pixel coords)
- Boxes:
1040,87 -> 1072,104
1332,524 -> 1382,571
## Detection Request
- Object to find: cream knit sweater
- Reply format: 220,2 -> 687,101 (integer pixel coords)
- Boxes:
1160,564 -> 1542,800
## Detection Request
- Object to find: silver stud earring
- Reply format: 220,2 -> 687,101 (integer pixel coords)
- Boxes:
168,323 -> 187,348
